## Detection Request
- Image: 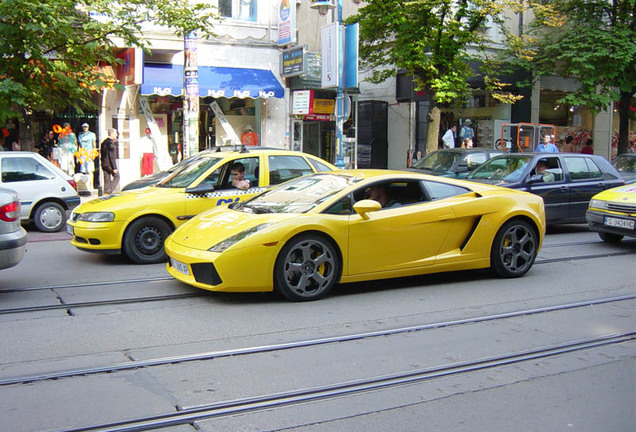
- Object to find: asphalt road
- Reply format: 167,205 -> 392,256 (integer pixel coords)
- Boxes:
0,224 -> 634,432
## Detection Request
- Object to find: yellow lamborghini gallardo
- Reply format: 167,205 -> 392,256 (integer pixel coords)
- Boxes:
165,170 -> 546,301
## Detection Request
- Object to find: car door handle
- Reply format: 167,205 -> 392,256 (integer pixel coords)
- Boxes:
437,213 -> 454,221
560,186 -> 569,192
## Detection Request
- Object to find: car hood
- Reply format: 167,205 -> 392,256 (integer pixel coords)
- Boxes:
75,187 -> 180,212
592,184 -> 636,202
169,207 -> 298,251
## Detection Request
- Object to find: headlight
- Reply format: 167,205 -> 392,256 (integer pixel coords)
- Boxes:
209,223 -> 273,252
589,199 -> 607,210
77,212 -> 115,222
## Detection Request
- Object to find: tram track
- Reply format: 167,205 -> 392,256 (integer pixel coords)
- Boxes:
1,293 -> 633,388
0,249 -> 633,315
56,331 -> 636,432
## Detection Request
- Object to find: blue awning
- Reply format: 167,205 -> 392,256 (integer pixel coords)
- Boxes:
140,64 -> 284,99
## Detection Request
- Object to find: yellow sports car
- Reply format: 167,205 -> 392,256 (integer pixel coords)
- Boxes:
67,148 -> 335,263
586,184 -> 636,243
165,170 -> 546,301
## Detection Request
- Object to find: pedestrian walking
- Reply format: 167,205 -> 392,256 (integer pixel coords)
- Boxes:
100,128 -> 120,195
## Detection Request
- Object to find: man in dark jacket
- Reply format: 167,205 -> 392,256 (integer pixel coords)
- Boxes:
100,128 -> 119,195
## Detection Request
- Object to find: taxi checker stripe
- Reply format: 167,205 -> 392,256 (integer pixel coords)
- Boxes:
185,187 -> 267,199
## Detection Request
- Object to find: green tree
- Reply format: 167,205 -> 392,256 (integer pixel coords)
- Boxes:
346,0 -> 533,153
0,0 -> 218,126
515,0 -> 635,154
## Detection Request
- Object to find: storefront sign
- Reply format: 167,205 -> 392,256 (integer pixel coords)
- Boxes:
312,98 -> 335,114
292,90 -> 313,115
281,46 -> 305,77
304,114 -> 332,121
277,0 -> 296,46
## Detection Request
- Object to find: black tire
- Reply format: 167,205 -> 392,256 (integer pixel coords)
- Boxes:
123,217 -> 171,264
599,232 -> 623,243
274,234 -> 340,301
33,202 -> 67,232
490,219 -> 538,278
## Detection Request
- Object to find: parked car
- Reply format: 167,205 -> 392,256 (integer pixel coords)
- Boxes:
586,184 -> 636,243
410,148 -> 505,178
0,187 -> 27,270
0,152 -> 80,232
67,148 -> 336,264
611,153 -> 636,184
465,153 -> 624,225
165,170 -> 546,301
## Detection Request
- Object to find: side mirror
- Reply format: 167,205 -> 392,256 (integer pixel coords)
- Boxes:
455,165 -> 469,173
353,199 -> 382,220
527,174 -> 544,184
185,183 -> 215,194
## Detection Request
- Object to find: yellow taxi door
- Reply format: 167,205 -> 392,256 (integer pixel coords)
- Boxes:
184,155 -> 263,220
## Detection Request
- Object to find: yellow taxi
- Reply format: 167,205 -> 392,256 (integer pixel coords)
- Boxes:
67,148 -> 336,263
586,184 -> 636,243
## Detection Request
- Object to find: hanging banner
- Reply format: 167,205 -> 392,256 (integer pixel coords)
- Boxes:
321,22 -> 340,88
183,32 -> 199,158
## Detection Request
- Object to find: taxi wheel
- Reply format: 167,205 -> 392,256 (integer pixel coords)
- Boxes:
491,219 -> 538,278
599,232 -> 623,243
123,217 -> 171,264
274,234 -> 340,302
33,202 -> 66,232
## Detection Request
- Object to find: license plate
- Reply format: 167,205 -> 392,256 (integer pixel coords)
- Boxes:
170,258 -> 190,275
66,224 -> 74,235
604,217 -> 635,230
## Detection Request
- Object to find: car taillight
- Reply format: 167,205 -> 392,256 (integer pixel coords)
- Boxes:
67,179 -> 78,191
0,200 -> 20,222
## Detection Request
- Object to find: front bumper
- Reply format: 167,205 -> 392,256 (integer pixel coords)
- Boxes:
164,236 -> 277,293
586,209 -> 636,238
67,219 -> 125,253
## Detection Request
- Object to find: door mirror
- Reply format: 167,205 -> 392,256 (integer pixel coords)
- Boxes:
353,199 -> 382,220
527,174 -> 544,184
185,183 -> 215,194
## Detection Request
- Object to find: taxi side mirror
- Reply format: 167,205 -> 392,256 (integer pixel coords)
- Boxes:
353,199 -> 382,220
185,184 -> 215,195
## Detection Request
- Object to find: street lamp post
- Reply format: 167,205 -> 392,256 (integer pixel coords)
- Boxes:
312,0 -> 346,169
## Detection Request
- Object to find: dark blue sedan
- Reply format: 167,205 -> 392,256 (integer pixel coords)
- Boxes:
466,153 -> 624,225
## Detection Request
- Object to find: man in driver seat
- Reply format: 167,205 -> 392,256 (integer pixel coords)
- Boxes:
231,162 -> 251,190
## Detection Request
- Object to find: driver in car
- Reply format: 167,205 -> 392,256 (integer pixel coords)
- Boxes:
230,162 -> 251,190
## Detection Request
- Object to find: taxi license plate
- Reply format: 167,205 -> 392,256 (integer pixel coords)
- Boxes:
66,224 -> 74,236
170,258 -> 190,275
604,217 -> 635,230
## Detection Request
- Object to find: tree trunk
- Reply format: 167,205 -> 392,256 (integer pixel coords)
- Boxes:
426,105 -> 441,154
617,91 -> 631,156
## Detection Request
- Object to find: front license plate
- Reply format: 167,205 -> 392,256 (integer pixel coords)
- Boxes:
604,217 -> 635,230
170,258 -> 190,275
66,224 -> 74,236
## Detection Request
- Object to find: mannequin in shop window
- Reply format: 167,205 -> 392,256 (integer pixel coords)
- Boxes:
241,125 -> 258,146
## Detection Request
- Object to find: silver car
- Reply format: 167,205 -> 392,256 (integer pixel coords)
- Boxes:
0,187 -> 27,270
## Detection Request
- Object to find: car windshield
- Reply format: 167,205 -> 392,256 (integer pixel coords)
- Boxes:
234,173 -> 362,214
613,155 -> 635,172
157,157 -> 223,188
467,155 -> 533,182
413,150 -> 460,172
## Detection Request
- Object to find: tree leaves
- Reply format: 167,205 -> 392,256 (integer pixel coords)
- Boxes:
0,0 -> 218,124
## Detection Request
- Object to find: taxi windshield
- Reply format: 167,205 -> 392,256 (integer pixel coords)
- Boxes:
157,157 -> 222,188
613,155 -> 635,172
467,155 -> 533,182
413,150 -> 460,172
234,173 -> 362,214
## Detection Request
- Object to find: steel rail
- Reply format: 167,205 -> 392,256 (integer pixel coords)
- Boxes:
1,250 -> 633,315
1,294 -> 633,387
59,332 -> 636,432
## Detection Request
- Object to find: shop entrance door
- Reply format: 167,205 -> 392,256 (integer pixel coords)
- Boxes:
303,122 -> 321,159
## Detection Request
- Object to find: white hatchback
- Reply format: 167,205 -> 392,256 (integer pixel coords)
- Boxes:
0,152 -> 81,232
